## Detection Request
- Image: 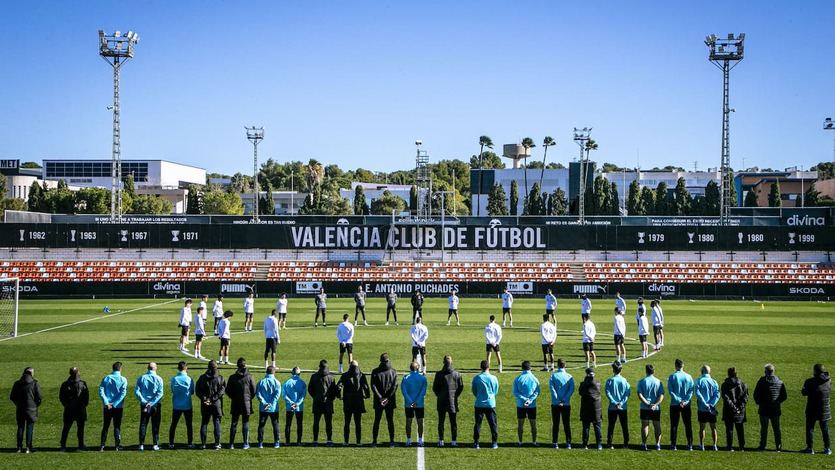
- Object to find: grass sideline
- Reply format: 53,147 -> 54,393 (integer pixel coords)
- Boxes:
0,297 -> 833,469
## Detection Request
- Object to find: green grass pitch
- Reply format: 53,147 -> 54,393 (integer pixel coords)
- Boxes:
0,297 -> 833,469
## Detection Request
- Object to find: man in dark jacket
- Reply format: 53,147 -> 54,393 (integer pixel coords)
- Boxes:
10,367 -> 42,453
753,363 -> 788,451
433,355 -> 464,447
371,353 -> 398,447
411,290 -> 424,324
59,367 -> 89,451
801,363 -> 831,455
721,367 -> 748,452
196,360 -> 225,449
226,357 -> 256,449
309,359 -> 338,446
338,360 -> 370,445
578,367 -> 603,450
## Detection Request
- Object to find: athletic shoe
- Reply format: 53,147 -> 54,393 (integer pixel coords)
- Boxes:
597,445 -> 603,450
229,444 -> 235,450
138,445 -> 144,451
457,322 -> 460,326
700,445 -> 705,451
314,323 -> 318,327
687,445 -> 693,451
670,445 -> 677,451
152,445 -> 159,451
60,447 -> 67,452
187,444 -> 194,449
385,322 -> 389,326
323,323 -> 327,327
450,441 -> 458,447
438,440 -> 444,447
395,322 -> 399,326
363,321 -> 368,326
215,444 -> 222,450
447,321 -> 451,326
541,367 -> 550,371
242,444 -> 250,450
274,442 -> 281,448
200,445 -> 206,450
802,448 -> 814,454
100,446 -> 105,452
492,443 -> 499,449
824,448 -> 832,455
565,443 -> 572,449
713,445 -> 718,451
168,444 -> 175,450
474,443 -> 480,449
389,442 -> 396,448
517,442 -> 522,447
640,444 -> 647,451
258,443 -> 263,449
405,439 -> 412,447
656,444 -> 662,451
326,441 -> 334,447
553,443 -> 559,449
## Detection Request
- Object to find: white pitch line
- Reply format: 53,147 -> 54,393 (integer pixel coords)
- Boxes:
416,445 -> 425,470
0,298 -> 181,343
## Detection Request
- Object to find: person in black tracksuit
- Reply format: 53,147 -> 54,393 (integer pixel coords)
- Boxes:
801,363 -> 831,454
309,359 -> 338,445
753,363 -> 787,451
411,290 -> 424,324
59,367 -> 89,451
371,353 -> 398,446
226,358 -> 256,448
579,368 -> 603,449
10,367 -> 42,453
338,360 -> 370,445
721,367 -> 748,451
196,361 -> 225,449
433,355 -> 464,446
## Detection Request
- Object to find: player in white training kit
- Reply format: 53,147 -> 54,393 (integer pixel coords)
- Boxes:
580,294 -> 592,321
635,297 -> 646,331
613,307 -> 627,363
193,306 -> 207,359
540,313 -> 557,371
243,292 -> 255,332
485,315 -> 504,373
276,293 -> 289,330
500,288 -> 514,328
212,294 -> 224,336
447,290 -> 460,326
637,306 -> 650,358
263,309 -> 280,369
199,294 -> 209,320
410,317 -> 429,373
615,292 -> 626,315
336,314 -> 354,373
178,299 -> 192,352
218,311 -> 233,364
545,289 -> 558,323
651,300 -> 664,350
582,314 -> 597,368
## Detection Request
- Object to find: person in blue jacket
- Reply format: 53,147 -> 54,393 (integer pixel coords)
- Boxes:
401,361 -> 428,447
256,365 -> 282,448
472,359 -> 500,449
283,366 -> 307,446
135,362 -> 165,451
549,358 -> 575,449
638,364 -> 665,451
99,361 -> 128,451
168,361 -> 195,449
605,361 -> 631,449
512,360 -> 541,446
667,358 -> 695,450
695,364 -> 721,451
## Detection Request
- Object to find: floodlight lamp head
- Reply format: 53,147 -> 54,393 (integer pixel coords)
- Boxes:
415,140 -> 422,146
825,118 -> 834,130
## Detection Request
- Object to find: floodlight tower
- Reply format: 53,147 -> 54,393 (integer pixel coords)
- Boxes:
245,126 -> 265,222
824,117 -> 834,162
415,140 -> 431,220
99,29 -> 139,222
705,33 -> 745,225
573,127 -> 592,224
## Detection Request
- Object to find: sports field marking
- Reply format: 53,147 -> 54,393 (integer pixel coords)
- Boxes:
416,445 -> 425,470
0,298 -> 181,343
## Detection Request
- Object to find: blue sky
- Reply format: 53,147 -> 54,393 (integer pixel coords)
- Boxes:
1,1 -> 833,175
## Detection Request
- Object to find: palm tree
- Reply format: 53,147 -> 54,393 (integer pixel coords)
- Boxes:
539,136 -> 556,191
476,135 -> 493,215
521,137 -> 536,214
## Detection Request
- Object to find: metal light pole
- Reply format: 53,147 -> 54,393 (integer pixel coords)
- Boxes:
824,118 -> 834,162
99,30 -> 139,222
434,190 -> 455,262
290,170 -> 294,215
573,127 -> 591,224
705,33 -> 745,225
245,126 -> 264,222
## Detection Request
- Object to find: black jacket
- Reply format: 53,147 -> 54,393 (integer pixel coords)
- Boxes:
753,375 -> 787,416
59,376 -> 89,420
309,365 -> 338,414
721,377 -> 748,424
10,374 -> 42,421
801,371 -> 831,421
371,360 -> 398,410
196,370 -> 226,416
432,365 -> 464,413
411,293 -> 424,309
338,364 -> 370,414
578,376 -> 602,423
226,368 -> 256,415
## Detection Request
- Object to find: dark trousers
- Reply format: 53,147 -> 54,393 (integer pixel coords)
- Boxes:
412,308 -> 421,323
805,418 -> 830,450
139,404 -> 162,446
438,410 -> 458,442
670,405 -> 693,447
758,414 -> 782,449
582,420 -> 602,446
258,411 -> 279,444
199,407 -> 222,446
101,407 -> 123,447
229,411 -> 250,445
373,406 -> 395,444
607,409 -> 629,446
15,412 -> 34,450
724,421 -> 745,449
315,308 -> 326,324
473,407 -> 498,445
551,405 -> 572,444
169,409 -> 193,446
60,411 -> 85,448
343,409 -> 362,444
354,306 -> 366,322
386,306 -> 397,322
313,410 -> 333,442
285,411 -> 303,444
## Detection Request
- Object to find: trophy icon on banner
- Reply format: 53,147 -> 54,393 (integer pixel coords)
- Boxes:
120,230 -> 128,242
638,232 -> 645,244
738,232 -> 743,244
171,230 -> 180,242
19,229 -> 24,242
70,230 -> 76,242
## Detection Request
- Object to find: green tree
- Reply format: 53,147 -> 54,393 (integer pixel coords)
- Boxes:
509,180 -> 519,216
703,180 -> 720,215
260,180 -> 276,215
27,181 -> 45,212
74,187 -> 110,214
524,182 -> 544,216
353,185 -> 369,215
130,194 -> 173,214
0,197 -> 27,219
203,189 -> 244,215
672,177 -> 691,215
486,184 -> 508,216
548,188 -> 568,215
20,161 -> 42,169
768,181 -> 782,207
370,190 -> 406,215
49,180 -> 76,214
474,135 -> 494,216
626,180 -> 640,215
803,182 -> 820,207
123,173 -> 136,199
521,137 -> 536,212
811,161 -> 835,180
469,151 -> 504,170
186,184 -> 204,214
590,176 -> 610,215
609,182 -> 620,215
744,189 -> 759,207
409,185 -> 418,212
639,186 -> 656,215
654,182 -> 670,215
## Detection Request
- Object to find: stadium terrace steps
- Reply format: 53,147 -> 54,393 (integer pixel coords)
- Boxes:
569,263 -> 588,282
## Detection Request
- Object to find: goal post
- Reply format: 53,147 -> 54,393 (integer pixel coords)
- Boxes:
0,277 -> 19,338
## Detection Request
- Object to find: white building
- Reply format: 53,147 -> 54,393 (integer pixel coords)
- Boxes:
242,191 -> 308,215
471,168 -> 571,216
600,169 -> 722,210
341,182 -> 411,209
